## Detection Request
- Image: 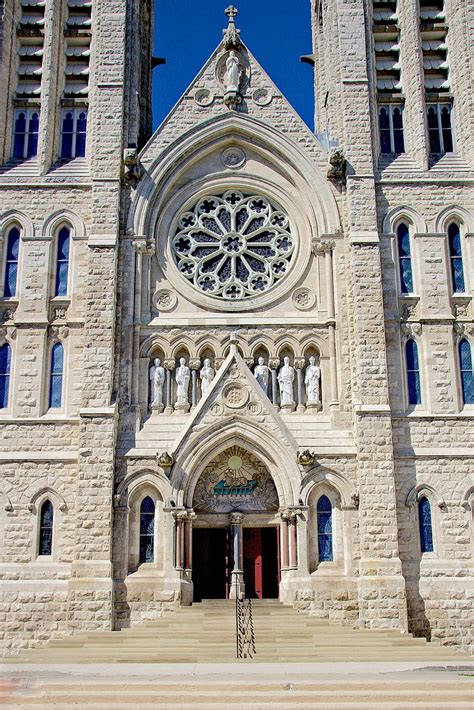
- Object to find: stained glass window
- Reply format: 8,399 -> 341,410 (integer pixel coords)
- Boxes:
139,496 -> 155,563
427,104 -> 453,154
418,497 -> 433,553
61,109 -> 87,159
3,227 -> 20,298
317,495 -> 333,562
459,340 -> 474,405
448,223 -> 465,293
12,110 -> 39,160
397,223 -> 413,293
0,343 -> 11,409
39,500 -> 54,556
406,339 -> 421,405
54,227 -> 70,297
49,342 -> 64,409
378,105 -> 405,154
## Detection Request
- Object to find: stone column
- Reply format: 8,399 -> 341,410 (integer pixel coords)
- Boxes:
313,238 -> 338,407
269,358 -> 280,409
279,510 -> 290,571
189,358 -> 200,408
289,510 -> 299,569
163,359 -> 175,415
131,238 -> 155,324
229,513 -> 245,599
294,358 -> 305,412
174,511 -> 186,571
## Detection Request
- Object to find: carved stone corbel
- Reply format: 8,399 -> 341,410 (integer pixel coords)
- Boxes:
131,238 -> 155,256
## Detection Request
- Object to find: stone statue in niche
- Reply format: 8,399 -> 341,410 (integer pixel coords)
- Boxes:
175,357 -> 190,411
305,356 -> 321,409
254,357 -> 270,394
200,358 -> 215,396
278,356 -> 295,409
225,50 -> 240,92
149,358 -> 165,412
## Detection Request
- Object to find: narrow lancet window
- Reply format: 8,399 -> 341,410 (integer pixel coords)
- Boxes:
12,110 -> 40,159
139,496 -> 155,563
459,340 -> 474,405
0,343 -> 12,409
61,110 -> 87,159
3,227 -> 20,298
317,495 -> 333,562
38,500 -> 54,556
49,342 -> 64,408
406,339 -> 421,405
418,497 -> 433,553
448,223 -> 465,293
397,223 -> 413,293
54,227 -> 70,297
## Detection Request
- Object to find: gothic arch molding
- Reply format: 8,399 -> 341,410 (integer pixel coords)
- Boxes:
382,206 -> 427,234
434,205 -> 474,233
42,209 -> 86,239
115,468 -> 170,507
300,466 -> 356,508
405,483 -> 446,509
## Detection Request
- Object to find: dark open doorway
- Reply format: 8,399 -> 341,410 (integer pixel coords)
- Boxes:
243,527 -> 279,599
192,527 -> 230,601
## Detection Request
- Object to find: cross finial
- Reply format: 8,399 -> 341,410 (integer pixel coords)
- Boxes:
223,4 -> 241,49
225,5 -> 238,25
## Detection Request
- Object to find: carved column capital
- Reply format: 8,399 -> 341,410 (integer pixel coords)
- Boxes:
312,238 -> 336,256
268,357 -> 280,370
131,237 -> 155,256
163,358 -> 176,370
229,512 -> 244,525
189,358 -> 201,370
294,357 -> 306,370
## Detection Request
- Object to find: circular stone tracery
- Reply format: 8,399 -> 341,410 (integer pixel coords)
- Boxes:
171,191 -> 295,300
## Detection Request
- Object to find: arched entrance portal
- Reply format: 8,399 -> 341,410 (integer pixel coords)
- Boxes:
191,446 -> 280,600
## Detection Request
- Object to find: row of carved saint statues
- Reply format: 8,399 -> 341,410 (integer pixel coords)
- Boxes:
149,355 -> 321,413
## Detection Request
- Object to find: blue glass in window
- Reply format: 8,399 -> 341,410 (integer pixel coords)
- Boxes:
61,112 -> 74,159
459,339 -> 474,405
0,343 -> 11,409
392,107 -> 405,153
441,106 -> 453,153
76,112 -> 87,157
49,342 -> 64,408
54,227 -> 70,296
406,339 -> 421,405
379,107 -> 391,154
13,112 -> 26,159
427,106 -> 441,154
39,499 -> 54,556
4,227 -> 20,298
418,497 -> 433,553
397,223 -> 413,293
139,496 -> 155,563
26,112 -> 39,158
448,223 -> 465,293
317,495 -> 333,562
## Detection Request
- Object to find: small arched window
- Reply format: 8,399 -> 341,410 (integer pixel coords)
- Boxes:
447,223 -> 465,293
139,496 -> 155,563
459,339 -> 474,405
54,227 -> 70,297
317,495 -> 333,562
38,499 -> 54,556
397,223 -> 413,294
0,343 -> 11,409
418,496 -> 434,553
3,226 -> 20,298
49,342 -> 64,409
406,339 -> 421,405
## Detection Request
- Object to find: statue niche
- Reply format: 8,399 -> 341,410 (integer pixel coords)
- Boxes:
193,446 -> 279,513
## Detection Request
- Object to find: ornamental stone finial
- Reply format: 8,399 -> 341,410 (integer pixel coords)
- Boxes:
223,4 -> 241,49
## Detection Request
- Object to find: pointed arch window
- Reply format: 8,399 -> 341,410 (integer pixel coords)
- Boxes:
459,339 -> 474,405
12,109 -> 40,159
0,343 -> 11,409
139,496 -> 155,563
54,227 -> 70,297
397,223 -> 413,293
418,496 -> 433,553
3,226 -> 20,298
406,339 -> 421,405
48,342 -> 64,408
447,223 -> 465,293
317,495 -> 333,562
38,499 -> 54,556
60,109 -> 87,159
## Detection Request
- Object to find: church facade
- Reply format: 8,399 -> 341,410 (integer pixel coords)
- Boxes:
0,0 -> 473,656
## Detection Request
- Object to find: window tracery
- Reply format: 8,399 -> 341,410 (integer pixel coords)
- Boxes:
171,191 -> 295,300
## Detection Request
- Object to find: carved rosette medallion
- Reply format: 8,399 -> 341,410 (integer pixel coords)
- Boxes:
194,88 -> 214,107
252,87 -> 273,106
223,382 -> 248,408
221,146 -> 246,169
292,287 -> 316,310
152,289 -> 177,312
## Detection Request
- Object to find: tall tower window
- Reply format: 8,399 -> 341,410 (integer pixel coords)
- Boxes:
139,496 -> 155,563
54,227 -> 71,296
60,110 -> 87,159
48,342 -> 64,409
317,495 -> 333,562
38,500 -> 54,556
406,339 -> 421,405
12,110 -> 40,160
459,340 -> 474,406
3,227 -> 20,298
427,104 -> 453,154
397,223 -> 413,294
447,223 -> 464,293
0,343 -> 12,409
418,497 -> 433,553
379,105 -> 405,154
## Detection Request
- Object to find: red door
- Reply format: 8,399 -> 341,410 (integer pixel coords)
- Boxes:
243,528 -> 263,598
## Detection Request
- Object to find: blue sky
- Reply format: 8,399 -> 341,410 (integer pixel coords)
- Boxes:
152,0 -> 314,130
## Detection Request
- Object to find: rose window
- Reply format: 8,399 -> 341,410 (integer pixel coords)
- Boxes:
171,191 -> 295,300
